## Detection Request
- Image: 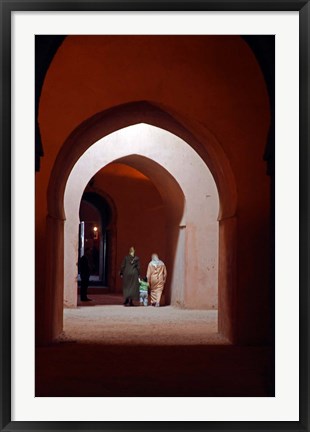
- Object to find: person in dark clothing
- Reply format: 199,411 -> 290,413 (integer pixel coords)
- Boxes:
120,246 -> 140,306
79,248 -> 92,302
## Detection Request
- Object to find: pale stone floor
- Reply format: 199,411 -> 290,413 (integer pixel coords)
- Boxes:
62,294 -> 228,345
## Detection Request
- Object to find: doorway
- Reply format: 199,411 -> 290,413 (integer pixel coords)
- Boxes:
78,192 -> 112,286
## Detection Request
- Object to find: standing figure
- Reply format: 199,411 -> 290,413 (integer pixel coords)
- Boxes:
147,253 -> 167,307
139,276 -> 149,306
120,246 -> 140,306
79,248 -> 92,302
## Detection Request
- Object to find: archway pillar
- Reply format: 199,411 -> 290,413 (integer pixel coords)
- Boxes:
44,215 -> 64,343
218,216 -> 237,343
168,224 -> 186,307
64,214 -> 79,308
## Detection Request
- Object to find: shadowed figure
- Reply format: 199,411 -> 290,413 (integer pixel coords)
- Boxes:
120,246 -> 140,306
78,248 -> 92,302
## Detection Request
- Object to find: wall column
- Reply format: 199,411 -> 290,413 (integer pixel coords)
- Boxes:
43,215 -> 64,343
218,216 -> 237,343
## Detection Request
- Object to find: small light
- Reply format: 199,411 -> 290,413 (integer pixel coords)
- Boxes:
93,226 -> 98,232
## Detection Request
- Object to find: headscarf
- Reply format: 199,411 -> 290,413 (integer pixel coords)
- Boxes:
150,254 -> 164,267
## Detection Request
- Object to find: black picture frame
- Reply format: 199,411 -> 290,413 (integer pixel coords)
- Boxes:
1,0 -> 308,430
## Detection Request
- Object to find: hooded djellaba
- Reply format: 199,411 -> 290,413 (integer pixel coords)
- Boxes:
147,253 -> 167,307
120,246 -> 140,306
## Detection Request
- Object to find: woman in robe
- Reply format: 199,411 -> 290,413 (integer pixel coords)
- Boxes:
147,253 -> 167,307
120,246 -> 140,306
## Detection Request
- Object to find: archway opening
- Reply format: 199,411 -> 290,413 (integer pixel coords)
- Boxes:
63,124 -> 219,318
78,191 -> 114,288
47,114 -> 231,344
75,160 -> 186,306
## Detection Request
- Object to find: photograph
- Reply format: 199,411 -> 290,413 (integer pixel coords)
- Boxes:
34,34 -> 275,398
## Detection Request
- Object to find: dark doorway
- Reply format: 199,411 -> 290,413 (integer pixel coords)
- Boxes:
78,192 -> 112,286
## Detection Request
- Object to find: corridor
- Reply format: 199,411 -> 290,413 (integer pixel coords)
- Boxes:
34,35 -> 275,399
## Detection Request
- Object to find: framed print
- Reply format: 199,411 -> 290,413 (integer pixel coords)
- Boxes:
1,0 -> 309,430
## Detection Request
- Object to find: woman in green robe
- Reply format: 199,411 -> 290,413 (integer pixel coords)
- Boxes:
120,246 -> 140,306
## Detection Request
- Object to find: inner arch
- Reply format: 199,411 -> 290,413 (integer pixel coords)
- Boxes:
64,123 -> 219,310
48,101 -> 236,222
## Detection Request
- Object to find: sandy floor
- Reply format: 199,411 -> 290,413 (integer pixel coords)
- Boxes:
62,294 -> 227,345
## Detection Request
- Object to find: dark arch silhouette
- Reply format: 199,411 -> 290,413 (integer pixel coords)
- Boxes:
79,192 -> 113,286
80,192 -> 112,228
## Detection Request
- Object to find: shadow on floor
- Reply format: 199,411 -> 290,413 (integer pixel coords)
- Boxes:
36,294 -> 274,397
35,342 -> 274,397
